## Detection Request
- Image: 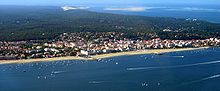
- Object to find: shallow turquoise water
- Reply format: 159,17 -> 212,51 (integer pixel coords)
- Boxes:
1,48 -> 220,91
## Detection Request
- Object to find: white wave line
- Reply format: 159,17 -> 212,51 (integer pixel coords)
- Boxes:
127,60 -> 220,71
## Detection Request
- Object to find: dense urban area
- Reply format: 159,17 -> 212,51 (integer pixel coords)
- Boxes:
0,32 -> 220,60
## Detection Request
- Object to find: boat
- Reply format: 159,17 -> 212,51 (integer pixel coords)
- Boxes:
154,52 -> 164,55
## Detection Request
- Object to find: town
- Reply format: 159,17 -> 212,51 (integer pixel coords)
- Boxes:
0,32 -> 220,60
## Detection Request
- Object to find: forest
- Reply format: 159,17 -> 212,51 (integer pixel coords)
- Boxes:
0,6 -> 220,41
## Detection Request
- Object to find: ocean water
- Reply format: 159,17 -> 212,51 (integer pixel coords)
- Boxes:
89,5 -> 220,23
1,47 -> 220,91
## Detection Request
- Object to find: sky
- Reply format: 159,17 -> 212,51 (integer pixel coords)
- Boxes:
0,0 -> 219,6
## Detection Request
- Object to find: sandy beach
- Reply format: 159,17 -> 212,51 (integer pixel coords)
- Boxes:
0,47 -> 208,65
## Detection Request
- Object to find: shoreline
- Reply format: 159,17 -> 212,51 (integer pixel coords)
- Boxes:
0,47 -> 209,65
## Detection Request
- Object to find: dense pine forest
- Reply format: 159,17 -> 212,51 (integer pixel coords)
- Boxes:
0,6 -> 220,41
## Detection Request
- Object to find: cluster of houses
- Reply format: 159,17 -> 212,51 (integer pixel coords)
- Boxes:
0,32 -> 220,60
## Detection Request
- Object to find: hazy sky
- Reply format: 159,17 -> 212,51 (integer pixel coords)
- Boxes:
0,0 -> 219,6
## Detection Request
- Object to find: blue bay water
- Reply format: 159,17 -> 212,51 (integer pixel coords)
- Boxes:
1,48 -> 220,91
89,5 -> 220,23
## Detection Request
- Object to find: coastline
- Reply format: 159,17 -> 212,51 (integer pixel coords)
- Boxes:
0,47 -> 209,65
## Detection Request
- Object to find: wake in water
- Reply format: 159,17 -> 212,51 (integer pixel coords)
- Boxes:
52,71 -> 66,74
170,56 -> 185,58
181,74 -> 220,86
89,81 -> 105,84
37,71 -> 67,79
158,55 -> 185,58
127,60 -> 220,71
202,74 -> 220,81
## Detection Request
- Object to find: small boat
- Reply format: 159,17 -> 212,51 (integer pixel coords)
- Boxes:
97,59 -> 102,61
154,53 -> 164,55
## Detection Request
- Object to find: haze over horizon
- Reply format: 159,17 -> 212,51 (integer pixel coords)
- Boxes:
0,0 -> 220,6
